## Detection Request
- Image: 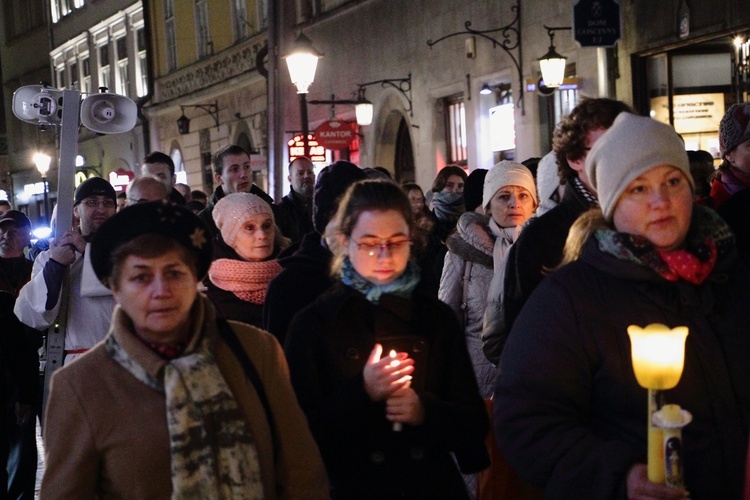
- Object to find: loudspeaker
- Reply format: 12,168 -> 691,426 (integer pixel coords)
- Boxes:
80,92 -> 137,134
12,85 -> 64,126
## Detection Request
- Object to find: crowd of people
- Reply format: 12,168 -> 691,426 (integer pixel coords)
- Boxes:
0,97 -> 749,498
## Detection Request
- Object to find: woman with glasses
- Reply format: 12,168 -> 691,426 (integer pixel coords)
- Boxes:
204,193 -> 289,328
285,179 -> 489,498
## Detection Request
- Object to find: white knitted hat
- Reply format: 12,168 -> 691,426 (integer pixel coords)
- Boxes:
584,113 -> 693,221
213,192 -> 274,246
482,160 -> 537,209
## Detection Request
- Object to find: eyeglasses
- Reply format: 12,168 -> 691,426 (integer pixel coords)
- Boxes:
350,237 -> 411,257
82,198 -> 116,209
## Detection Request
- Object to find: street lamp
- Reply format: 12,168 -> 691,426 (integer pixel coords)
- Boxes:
538,26 -> 572,88
284,33 -> 323,157
33,152 -> 51,223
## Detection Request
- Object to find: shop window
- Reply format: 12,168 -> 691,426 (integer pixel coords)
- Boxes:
445,96 -> 467,164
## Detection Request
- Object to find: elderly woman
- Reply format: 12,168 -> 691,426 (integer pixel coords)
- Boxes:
41,201 -> 328,498
439,161 -> 537,398
205,192 -> 288,327
494,113 -> 750,498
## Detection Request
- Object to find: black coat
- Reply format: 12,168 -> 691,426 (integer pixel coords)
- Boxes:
494,234 -> 750,499
262,231 -> 334,345
286,283 -> 489,499
274,189 -> 313,244
502,184 -> 595,336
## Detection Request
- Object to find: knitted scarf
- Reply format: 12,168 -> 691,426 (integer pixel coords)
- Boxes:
594,205 -> 733,284
340,258 -> 421,304
208,258 -> 282,304
717,167 -> 749,197
431,192 -> 466,224
488,217 -> 521,276
105,319 -> 264,499
570,175 -> 599,205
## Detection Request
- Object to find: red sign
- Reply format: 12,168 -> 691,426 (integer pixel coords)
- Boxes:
288,134 -> 326,163
314,120 -> 357,150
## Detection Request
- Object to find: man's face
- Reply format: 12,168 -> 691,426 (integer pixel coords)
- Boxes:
215,153 -> 252,194
568,127 -> 608,192
142,162 -> 174,191
289,159 -> 315,198
0,223 -> 30,258
73,196 -> 116,236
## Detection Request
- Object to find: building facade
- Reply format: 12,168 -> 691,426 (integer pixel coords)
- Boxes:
143,0 -> 270,197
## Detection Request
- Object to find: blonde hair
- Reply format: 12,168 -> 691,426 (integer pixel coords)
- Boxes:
558,208 -> 610,268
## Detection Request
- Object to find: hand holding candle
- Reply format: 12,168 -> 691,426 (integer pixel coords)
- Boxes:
363,344 -> 414,402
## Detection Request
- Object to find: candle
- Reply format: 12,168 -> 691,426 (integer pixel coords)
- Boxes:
653,404 -> 692,489
389,350 -> 404,431
627,324 -> 689,484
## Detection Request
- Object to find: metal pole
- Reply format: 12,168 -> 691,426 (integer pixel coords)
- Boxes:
42,177 -> 49,224
300,92 -> 310,157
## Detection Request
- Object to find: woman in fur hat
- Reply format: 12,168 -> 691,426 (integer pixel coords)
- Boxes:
494,113 -> 750,498
205,192 -> 289,327
438,161 -> 537,399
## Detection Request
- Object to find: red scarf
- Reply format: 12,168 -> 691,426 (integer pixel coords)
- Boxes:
657,239 -> 717,285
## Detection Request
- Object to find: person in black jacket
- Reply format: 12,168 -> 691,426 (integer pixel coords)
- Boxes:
495,113 -> 750,499
262,160 -> 367,344
286,180 -> 489,498
274,157 -> 315,243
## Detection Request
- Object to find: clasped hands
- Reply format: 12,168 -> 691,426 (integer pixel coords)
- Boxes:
363,343 -> 425,427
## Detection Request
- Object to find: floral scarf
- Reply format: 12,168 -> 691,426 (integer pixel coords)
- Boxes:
208,258 -> 282,304
594,205 -> 733,284
340,258 -> 421,304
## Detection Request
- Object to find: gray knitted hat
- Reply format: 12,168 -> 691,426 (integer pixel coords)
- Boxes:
584,113 -> 693,221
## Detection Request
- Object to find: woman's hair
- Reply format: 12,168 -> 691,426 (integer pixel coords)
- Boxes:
401,182 -> 423,195
558,208 -> 610,268
327,179 -> 417,276
108,233 -> 198,289
430,165 -> 468,193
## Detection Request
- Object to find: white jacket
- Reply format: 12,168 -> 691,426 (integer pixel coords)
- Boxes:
14,243 -> 115,364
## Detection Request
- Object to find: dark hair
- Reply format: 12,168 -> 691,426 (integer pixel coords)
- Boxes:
117,192 -> 126,200
373,166 -> 392,179
213,144 -> 250,175
108,233 -> 197,289
0,200 -> 11,208
553,98 -> 633,185
687,150 -> 715,199
401,182 -> 423,195
191,190 -> 208,201
329,179 -> 418,275
431,165 -> 468,193
143,151 -> 176,176
464,168 -> 488,212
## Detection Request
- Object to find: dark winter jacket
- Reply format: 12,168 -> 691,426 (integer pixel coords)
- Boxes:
286,282 -> 489,499
262,231 -> 334,345
486,183 -> 595,363
494,234 -> 750,499
274,188 -> 313,244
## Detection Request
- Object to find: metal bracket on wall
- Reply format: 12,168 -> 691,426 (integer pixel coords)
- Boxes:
426,0 -> 524,114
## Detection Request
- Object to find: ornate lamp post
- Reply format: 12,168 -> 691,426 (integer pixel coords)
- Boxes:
284,33 -> 322,157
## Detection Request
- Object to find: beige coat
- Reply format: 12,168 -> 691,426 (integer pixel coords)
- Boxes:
41,295 -> 329,499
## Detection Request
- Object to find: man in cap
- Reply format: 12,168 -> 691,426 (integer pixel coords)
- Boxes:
274,156 -> 315,243
15,177 -> 117,370
141,151 -> 186,205
198,144 -> 274,237
263,160 -> 367,344
0,210 -> 42,498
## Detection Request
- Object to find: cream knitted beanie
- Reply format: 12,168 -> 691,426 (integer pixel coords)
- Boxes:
584,113 -> 693,221
482,160 -> 537,209
213,192 -> 274,246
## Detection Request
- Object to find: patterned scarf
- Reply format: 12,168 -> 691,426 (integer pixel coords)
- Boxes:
431,191 -> 466,224
570,175 -> 599,205
594,205 -> 733,284
340,258 -> 421,304
105,322 -> 264,499
208,258 -> 282,304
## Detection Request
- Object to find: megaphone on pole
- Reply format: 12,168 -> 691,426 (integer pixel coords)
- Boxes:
80,92 -> 137,134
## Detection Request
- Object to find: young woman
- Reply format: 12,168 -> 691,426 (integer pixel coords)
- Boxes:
439,161 -> 537,398
42,201 -> 328,498
285,179 -> 489,498
494,113 -> 750,498
205,192 -> 288,327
